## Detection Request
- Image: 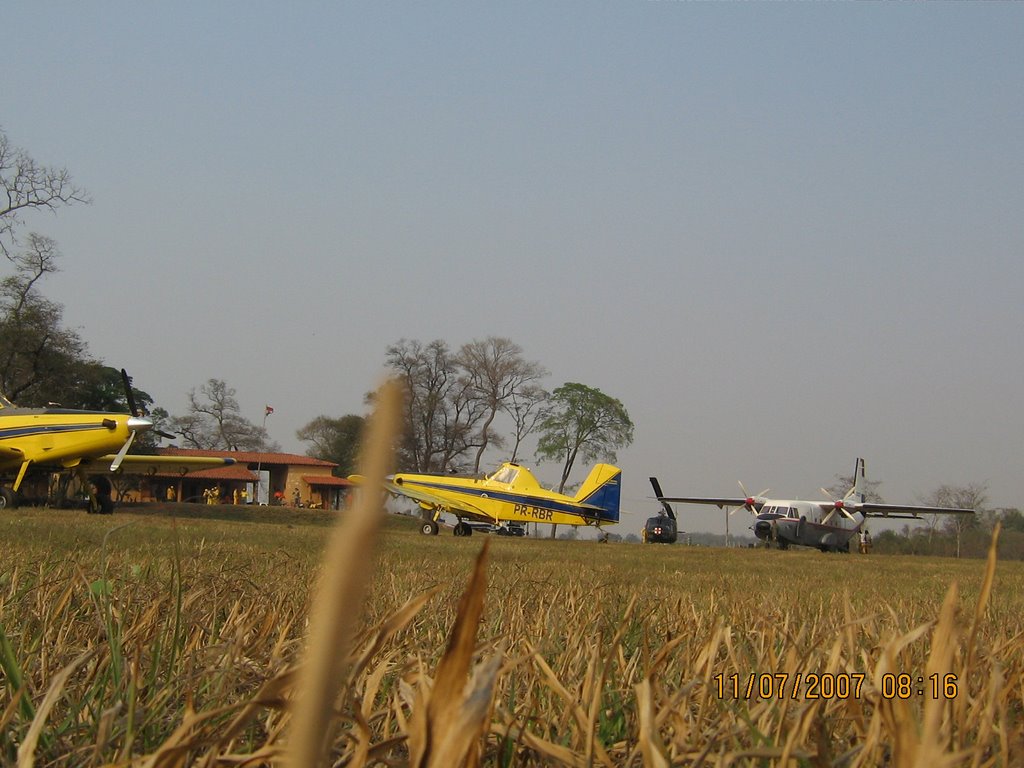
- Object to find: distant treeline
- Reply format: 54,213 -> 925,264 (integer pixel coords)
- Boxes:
871,508 -> 1024,560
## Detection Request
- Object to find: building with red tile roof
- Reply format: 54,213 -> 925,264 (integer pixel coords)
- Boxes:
149,447 -> 351,509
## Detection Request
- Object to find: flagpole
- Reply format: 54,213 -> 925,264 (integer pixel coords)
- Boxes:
255,405 -> 273,504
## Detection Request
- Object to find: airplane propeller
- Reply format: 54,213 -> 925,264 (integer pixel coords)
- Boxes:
820,486 -> 857,525
109,429 -> 138,471
120,368 -> 174,440
731,481 -> 770,515
108,368 -> 165,470
120,368 -> 140,417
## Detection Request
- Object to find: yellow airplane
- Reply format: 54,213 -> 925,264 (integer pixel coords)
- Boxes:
0,371 -> 232,513
369,461 -> 622,536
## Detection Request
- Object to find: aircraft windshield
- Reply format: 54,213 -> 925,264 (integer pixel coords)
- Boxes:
489,466 -> 518,484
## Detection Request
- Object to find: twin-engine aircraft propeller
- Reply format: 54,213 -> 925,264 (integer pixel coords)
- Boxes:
732,481 -> 770,515
819,485 -> 858,525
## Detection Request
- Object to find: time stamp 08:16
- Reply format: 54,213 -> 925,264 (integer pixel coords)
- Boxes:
713,672 -> 959,701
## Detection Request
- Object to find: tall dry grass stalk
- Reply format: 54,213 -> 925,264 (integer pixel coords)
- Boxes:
406,540 -> 502,768
287,379 -> 503,768
286,379 -> 402,768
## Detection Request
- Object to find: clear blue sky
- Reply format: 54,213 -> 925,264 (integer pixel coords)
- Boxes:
5,3 -> 1023,535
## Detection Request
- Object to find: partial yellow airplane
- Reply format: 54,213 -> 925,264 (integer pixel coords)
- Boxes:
0,370 -> 232,513
364,461 -> 622,536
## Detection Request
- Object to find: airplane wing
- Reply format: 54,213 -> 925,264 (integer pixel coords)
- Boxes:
854,502 -> 975,519
656,495 -> 760,510
91,455 -> 237,475
384,480 -> 496,522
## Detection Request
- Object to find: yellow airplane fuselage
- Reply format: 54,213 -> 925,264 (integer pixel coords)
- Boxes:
388,462 -> 622,528
0,404 -> 146,491
0,388 -> 233,511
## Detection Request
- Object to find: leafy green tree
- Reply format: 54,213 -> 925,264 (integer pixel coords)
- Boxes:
536,382 -> 634,493
0,235 -> 91,403
998,508 -> 1024,533
297,414 -> 365,476
70,365 -> 154,413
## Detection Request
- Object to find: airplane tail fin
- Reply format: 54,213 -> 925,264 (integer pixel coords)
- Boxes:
852,458 -> 866,504
574,464 -> 621,524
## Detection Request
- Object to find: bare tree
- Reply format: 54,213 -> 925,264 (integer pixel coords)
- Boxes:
383,337 -> 551,473
169,379 -> 276,451
825,466 -> 884,503
504,383 -> 549,464
922,482 -> 987,558
383,339 -> 487,472
0,130 -> 91,403
458,337 -> 547,473
1,128 -> 90,260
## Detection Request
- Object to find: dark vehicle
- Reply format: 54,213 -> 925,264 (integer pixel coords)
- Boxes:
644,478 -> 679,543
643,513 -> 677,544
465,521 -> 527,537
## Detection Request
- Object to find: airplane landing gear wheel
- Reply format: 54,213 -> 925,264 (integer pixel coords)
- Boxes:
453,522 -> 473,536
0,488 -> 16,510
420,520 -> 440,536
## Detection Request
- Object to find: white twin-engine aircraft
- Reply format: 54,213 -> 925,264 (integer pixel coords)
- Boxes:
651,458 -> 975,552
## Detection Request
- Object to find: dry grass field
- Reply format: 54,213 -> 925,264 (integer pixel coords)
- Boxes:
1,500 -> 1022,767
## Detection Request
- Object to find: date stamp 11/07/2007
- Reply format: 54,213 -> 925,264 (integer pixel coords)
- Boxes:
713,672 -> 959,701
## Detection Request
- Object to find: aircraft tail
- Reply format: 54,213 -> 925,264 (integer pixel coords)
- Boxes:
574,464 -> 621,524
851,458 -> 866,504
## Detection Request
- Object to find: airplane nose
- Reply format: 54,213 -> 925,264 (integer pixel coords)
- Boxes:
128,416 -> 153,432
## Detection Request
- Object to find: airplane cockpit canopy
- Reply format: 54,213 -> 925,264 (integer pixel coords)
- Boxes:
487,463 -> 542,491
489,465 -> 519,485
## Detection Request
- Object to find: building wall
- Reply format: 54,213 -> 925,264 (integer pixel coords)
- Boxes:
284,466 -> 338,507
